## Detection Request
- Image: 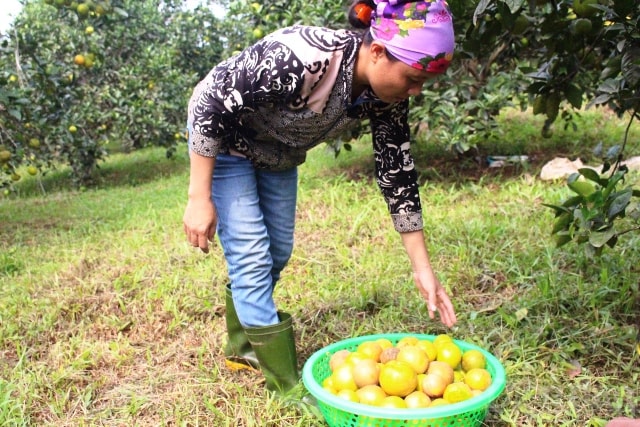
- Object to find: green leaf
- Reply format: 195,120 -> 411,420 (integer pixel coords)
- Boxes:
552,212 -> 572,234
608,189 -> 632,220
589,227 -> 616,248
561,195 -> 585,209
515,307 -> 528,321
565,84 -> 583,109
503,0 -> 527,13
568,180 -> 596,197
542,203 -> 571,216
473,0 -> 491,23
555,233 -> 573,247
621,45 -> 640,87
577,168 -> 603,184
113,7 -> 129,18
9,109 -> 22,120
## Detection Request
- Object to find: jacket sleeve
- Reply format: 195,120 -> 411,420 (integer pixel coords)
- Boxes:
369,100 -> 423,233
187,38 -> 305,157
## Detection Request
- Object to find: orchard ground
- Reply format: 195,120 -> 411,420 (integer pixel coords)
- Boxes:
0,108 -> 639,425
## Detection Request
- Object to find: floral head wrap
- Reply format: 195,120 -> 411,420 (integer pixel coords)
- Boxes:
370,0 -> 455,74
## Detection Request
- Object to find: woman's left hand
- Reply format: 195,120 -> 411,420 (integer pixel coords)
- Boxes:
413,268 -> 457,328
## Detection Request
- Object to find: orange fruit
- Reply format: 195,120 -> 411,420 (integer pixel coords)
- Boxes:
379,347 -> 400,364
421,372 -> 448,398
331,363 -> 358,392
416,373 -> 427,392
396,346 -> 430,374
380,395 -> 408,408
352,358 -> 380,388
396,336 -> 420,348
345,351 -> 370,367
322,376 -> 338,394
416,340 -> 437,361
464,368 -> 492,391
404,390 -> 431,408
336,389 -> 360,402
356,385 -> 387,406
73,54 -> 85,65
375,338 -> 394,350
357,340 -> 384,362
443,382 -> 473,404
379,360 -> 418,397
433,334 -> 453,351
437,342 -> 462,369
329,349 -> 350,372
462,349 -> 486,371
427,361 -> 454,384
430,398 -> 450,407
453,369 -> 465,383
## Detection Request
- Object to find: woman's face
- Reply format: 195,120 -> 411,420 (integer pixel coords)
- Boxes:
365,43 -> 438,104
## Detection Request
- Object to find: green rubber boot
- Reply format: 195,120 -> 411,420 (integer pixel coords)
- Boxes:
224,285 -> 259,369
244,312 -> 300,393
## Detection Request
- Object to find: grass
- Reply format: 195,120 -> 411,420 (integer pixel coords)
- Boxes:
1,108 -> 639,426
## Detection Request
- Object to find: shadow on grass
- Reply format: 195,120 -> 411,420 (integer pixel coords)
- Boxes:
14,147 -> 190,197
311,108 -> 630,185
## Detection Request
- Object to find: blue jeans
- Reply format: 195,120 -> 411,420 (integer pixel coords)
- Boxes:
212,154 -> 298,328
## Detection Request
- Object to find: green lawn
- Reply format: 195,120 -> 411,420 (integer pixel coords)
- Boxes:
1,108 -> 639,426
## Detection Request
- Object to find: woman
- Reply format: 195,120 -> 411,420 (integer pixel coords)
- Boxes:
183,0 -> 457,393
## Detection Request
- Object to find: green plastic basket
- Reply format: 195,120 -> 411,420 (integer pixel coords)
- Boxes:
302,333 -> 506,427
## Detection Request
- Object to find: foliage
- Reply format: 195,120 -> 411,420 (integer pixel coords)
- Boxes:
545,140 -> 640,256
443,0 -> 640,252
221,0 -> 349,56
0,0 -> 223,188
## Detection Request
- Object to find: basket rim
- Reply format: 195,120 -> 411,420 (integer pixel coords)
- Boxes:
302,333 -> 506,420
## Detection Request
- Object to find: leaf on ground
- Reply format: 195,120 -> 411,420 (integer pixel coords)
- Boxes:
515,307 -> 528,321
564,360 -> 582,379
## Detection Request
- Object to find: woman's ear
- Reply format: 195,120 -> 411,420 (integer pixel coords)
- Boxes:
369,41 -> 386,63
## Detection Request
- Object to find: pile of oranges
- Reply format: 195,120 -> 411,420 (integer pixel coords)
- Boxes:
322,334 -> 492,409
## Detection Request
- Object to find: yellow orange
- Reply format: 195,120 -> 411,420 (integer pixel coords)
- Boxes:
336,389 -> 360,402
380,395 -> 407,408
356,385 -> 387,406
379,360 -> 418,397
462,349 -> 486,371
427,361 -> 454,384
421,372 -> 448,398
404,390 -> 431,408
443,382 -> 473,404
437,342 -> 462,369
352,358 -> 380,388
357,340 -> 384,362
331,363 -> 357,392
396,336 -> 420,348
416,339 -> 437,361
396,346 -> 430,374
329,349 -> 350,372
464,368 -> 492,391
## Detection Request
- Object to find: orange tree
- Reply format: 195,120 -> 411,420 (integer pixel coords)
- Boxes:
418,0 -> 640,254
0,0 -> 223,188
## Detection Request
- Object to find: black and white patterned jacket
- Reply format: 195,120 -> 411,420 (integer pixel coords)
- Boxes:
187,25 -> 423,232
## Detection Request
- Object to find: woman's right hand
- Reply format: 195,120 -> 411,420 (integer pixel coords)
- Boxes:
183,196 -> 217,253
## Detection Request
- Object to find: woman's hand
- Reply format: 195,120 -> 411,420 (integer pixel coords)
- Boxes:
413,268 -> 457,328
184,151 -> 216,253
183,196 -> 216,253
400,230 -> 457,328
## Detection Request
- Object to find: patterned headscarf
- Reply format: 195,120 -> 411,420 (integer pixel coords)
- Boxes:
370,0 -> 454,74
